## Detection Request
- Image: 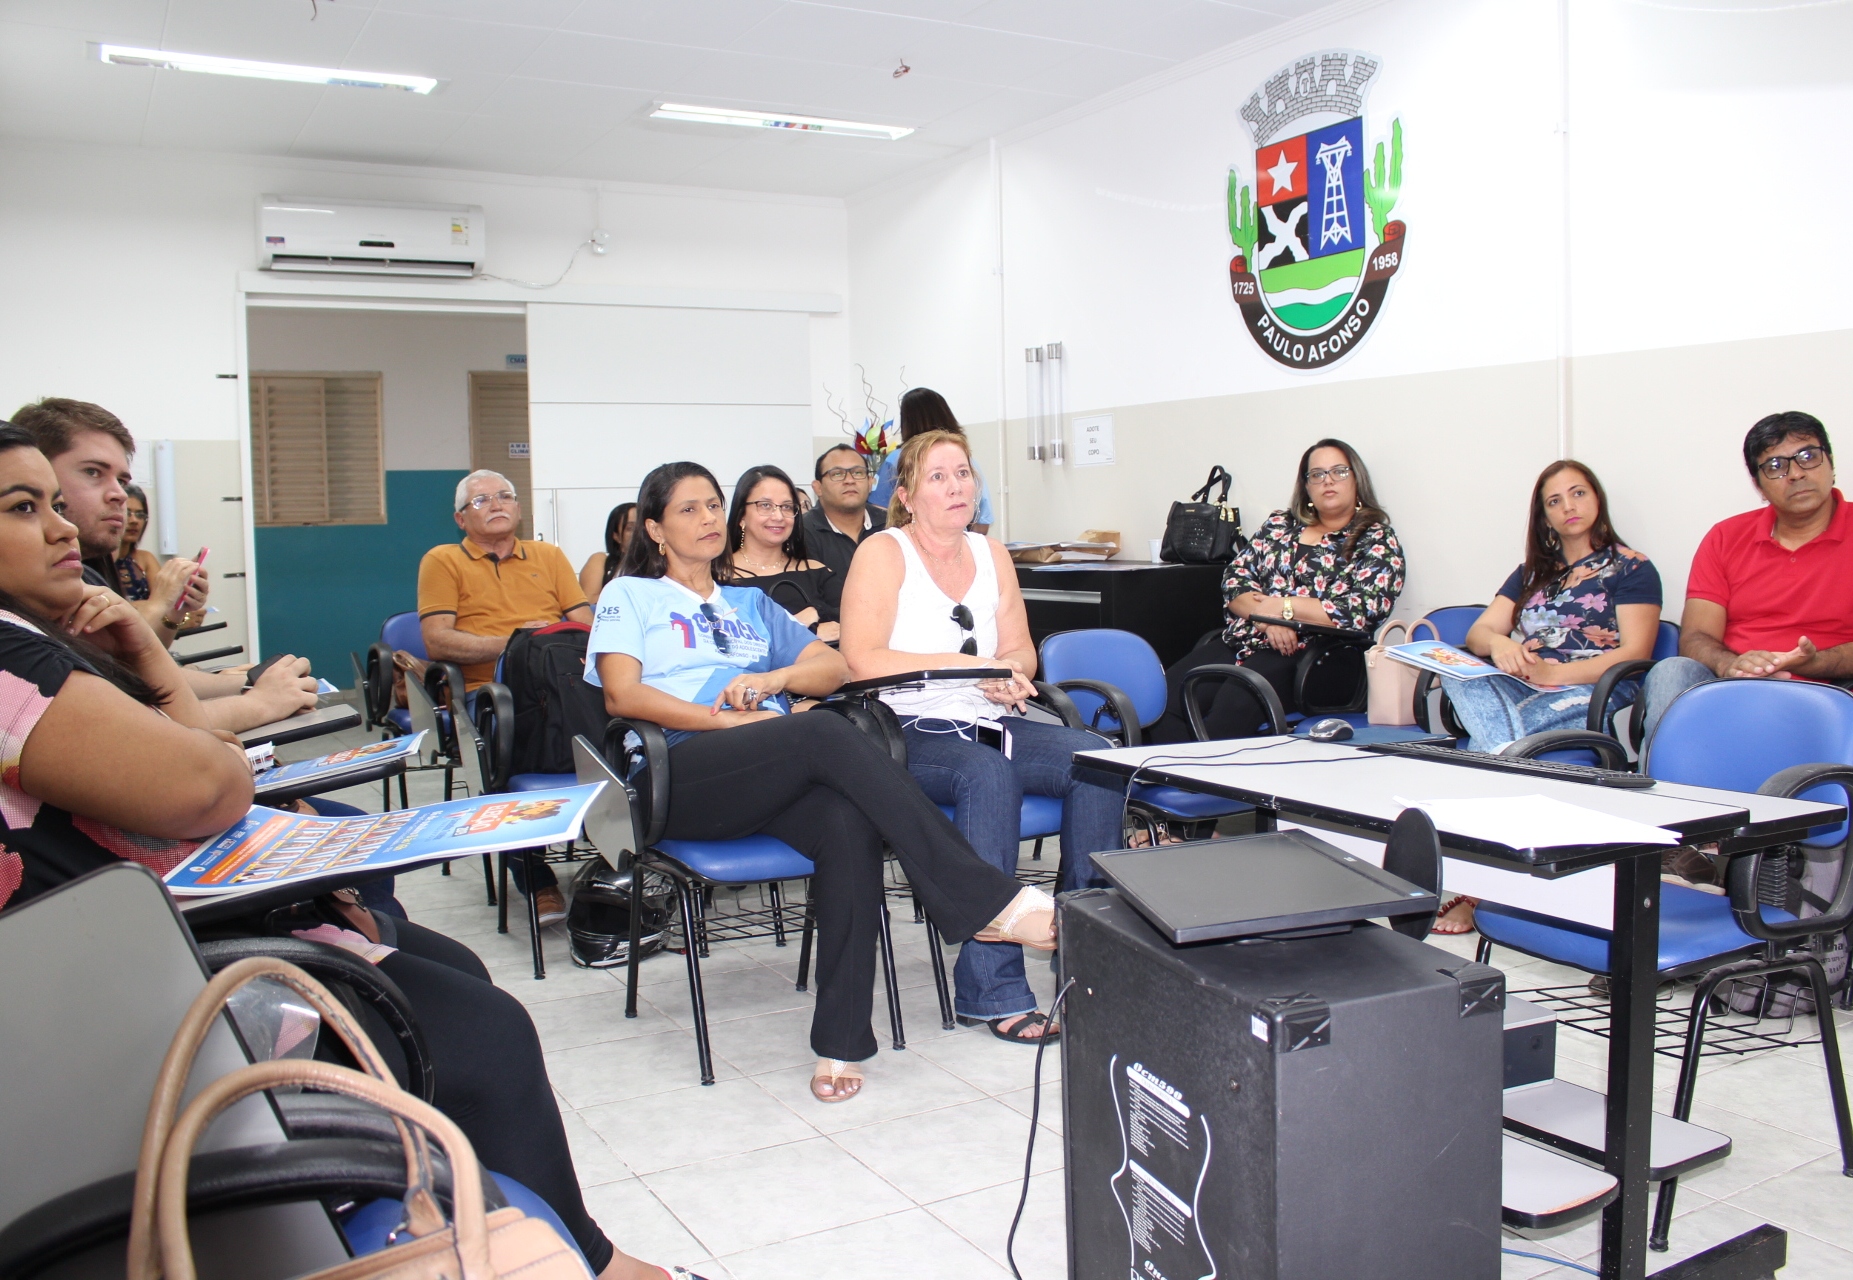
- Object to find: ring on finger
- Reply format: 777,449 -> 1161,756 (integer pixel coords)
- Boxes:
743,686 -> 759,702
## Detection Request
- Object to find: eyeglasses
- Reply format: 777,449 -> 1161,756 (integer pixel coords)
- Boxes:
820,466 -> 872,483
698,603 -> 732,655
951,603 -> 977,656
1756,446 -> 1830,480
747,500 -> 798,517
463,490 -> 518,511
1304,465 -> 1353,484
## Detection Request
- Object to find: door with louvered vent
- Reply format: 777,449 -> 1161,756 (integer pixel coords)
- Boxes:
248,373 -> 384,526
469,372 -> 531,540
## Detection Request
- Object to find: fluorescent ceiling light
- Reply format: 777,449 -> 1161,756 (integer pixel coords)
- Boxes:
651,102 -> 911,141
93,43 -> 438,94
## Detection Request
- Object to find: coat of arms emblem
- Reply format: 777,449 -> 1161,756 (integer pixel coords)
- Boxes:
1227,51 -> 1405,370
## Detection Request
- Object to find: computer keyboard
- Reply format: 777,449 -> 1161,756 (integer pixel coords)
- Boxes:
1360,740 -> 1656,788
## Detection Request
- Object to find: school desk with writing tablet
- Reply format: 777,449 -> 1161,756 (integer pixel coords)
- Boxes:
236,702 -> 361,749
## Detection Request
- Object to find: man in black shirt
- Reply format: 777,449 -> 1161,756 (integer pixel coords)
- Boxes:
803,443 -> 887,579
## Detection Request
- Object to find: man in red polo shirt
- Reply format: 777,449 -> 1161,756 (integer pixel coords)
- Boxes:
1643,411 -> 1853,739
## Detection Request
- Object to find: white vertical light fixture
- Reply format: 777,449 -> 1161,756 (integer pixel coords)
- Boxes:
153,440 -> 179,556
1024,347 -> 1045,461
1045,341 -> 1065,465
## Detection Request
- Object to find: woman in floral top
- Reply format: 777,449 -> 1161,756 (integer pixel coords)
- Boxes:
1151,439 -> 1405,741
1447,460 -> 1662,752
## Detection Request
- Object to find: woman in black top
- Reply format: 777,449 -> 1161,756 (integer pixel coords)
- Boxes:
577,500 -> 637,605
722,464 -> 843,641
0,424 -> 680,1280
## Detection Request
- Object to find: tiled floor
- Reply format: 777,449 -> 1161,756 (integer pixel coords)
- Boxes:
295,723 -> 1853,1278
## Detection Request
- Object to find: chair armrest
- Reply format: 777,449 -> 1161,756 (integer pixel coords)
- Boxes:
1052,678 -> 1143,747
835,667 -> 1014,695
363,642 -> 394,729
808,698 -> 908,764
1503,729 -> 1631,771
471,681 -> 515,793
604,716 -> 672,846
1294,636 -> 1369,716
1179,664 -> 1288,739
1030,681 -> 1085,730
1730,764 -> 1853,941
1267,617 -> 1374,645
195,935 -> 434,1103
1587,659 -> 1656,734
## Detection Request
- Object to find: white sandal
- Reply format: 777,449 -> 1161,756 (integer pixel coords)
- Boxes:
811,1058 -> 864,1103
975,887 -> 1057,951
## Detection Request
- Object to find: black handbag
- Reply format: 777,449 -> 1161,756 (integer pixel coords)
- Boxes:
1160,465 -> 1242,564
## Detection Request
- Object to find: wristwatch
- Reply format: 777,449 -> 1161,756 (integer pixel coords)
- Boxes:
1281,598 -> 1295,623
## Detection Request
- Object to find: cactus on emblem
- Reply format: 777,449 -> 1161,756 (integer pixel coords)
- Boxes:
1364,118 -> 1403,240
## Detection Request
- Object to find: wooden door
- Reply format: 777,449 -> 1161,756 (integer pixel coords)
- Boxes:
469,371 -> 530,539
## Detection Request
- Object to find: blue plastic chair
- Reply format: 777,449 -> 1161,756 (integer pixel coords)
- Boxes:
1408,605 -> 1487,735
376,612 -> 428,738
599,717 -> 921,1084
1039,629 -> 1253,840
1474,678 -> 1853,1250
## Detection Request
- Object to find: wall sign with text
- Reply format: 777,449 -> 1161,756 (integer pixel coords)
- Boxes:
1226,50 -> 1406,372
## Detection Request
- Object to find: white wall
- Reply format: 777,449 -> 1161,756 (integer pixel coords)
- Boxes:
0,139 -> 849,448
845,0 -> 1853,619
245,309 -> 526,471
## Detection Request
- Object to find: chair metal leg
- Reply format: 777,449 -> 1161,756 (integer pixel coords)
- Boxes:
383,776 -> 394,812
795,897 -> 815,993
625,860 -> 646,1020
677,882 -> 716,1085
443,765 -> 455,801
496,853 -> 510,934
694,887 -> 711,959
770,880 -> 787,947
524,850 -> 546,981
1031,837 -> 1043,862
925,919 -> 955,1031
877,901 -> 906,1051
398,772 -> 409,809
1474,936 -> 1493,965
481,853 -> 496,906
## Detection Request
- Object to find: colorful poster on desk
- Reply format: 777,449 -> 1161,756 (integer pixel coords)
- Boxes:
164,783 -> 603,896
1384,641 -> 1505,680
252,733 -> 423,797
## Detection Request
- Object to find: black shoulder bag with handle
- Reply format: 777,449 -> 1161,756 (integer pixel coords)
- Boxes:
1160,465 -> 1242,564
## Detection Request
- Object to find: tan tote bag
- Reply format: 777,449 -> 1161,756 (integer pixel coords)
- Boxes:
1365,618 -> 1440,726
127,957 -> 590,1280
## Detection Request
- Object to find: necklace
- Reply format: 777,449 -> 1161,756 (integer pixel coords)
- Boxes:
906,525 -> 965,567
734,550 -> 790,575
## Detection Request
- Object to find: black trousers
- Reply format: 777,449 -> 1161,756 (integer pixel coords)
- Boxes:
662,712 -> 1022,1062
363,921 -> 614,1274
1149,638 -> 1304,743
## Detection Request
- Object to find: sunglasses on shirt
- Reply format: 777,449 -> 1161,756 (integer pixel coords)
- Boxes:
951,603 -> 978,656
698,602 -> 732,655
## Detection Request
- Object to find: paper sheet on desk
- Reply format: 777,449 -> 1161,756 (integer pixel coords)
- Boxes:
1393,793 -> 1680,849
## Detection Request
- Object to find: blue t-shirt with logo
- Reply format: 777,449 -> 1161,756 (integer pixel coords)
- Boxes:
584,575 -> 816,743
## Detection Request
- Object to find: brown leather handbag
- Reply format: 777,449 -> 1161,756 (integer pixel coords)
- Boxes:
126,957 -> 590,1280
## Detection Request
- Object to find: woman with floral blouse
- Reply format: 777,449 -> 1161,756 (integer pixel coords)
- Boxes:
1151,439 -> 1406,742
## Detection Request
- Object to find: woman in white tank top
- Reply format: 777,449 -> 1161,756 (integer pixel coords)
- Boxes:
840,430 -> 1125,1045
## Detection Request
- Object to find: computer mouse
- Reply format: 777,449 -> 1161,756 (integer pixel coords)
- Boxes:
1307,718 -> 1354,742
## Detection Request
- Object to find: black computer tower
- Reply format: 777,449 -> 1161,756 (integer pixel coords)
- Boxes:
1059,890 -> 1505,1280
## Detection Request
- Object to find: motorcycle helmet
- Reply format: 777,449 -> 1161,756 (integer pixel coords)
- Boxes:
567,855 -> 672,969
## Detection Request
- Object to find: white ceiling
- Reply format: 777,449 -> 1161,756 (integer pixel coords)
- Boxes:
0,0 -> 1331,197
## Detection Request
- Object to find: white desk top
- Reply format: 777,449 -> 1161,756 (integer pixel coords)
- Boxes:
1080,737 -> 1838,876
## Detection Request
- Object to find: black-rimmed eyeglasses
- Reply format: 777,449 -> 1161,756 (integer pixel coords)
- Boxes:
698,603 -> 732,654
1756,446 -> 1830,480
951,603 -> 977,656
820,466 -> 872,483
746,499 -> 798,517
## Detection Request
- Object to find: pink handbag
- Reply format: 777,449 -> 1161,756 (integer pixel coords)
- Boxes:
1365,618 -> 1439,726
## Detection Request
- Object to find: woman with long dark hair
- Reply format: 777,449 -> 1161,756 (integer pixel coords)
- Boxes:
578,500 -> 637,603
1150,438 -> 1406,742
722,464 -> 842,641
0,424 -> 692,1279
1447,460 -> 1661,749
587,461 -> 1055,1103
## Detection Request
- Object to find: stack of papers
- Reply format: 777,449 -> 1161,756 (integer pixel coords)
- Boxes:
1006,541 -> 1116,564
1394,794 -> 1680,849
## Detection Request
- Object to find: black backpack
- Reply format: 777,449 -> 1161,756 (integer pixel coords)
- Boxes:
503,621 -> 607,776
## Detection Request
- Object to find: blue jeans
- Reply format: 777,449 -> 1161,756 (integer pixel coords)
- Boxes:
900,716 -> 1121,1020
1441,672 -> 1643,753
1641,656 -> 1715,744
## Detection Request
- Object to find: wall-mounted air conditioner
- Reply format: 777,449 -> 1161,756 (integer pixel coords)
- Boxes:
258,195 -> 485,277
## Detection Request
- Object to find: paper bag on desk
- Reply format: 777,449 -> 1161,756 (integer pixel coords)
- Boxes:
1007,532 -> 1119,564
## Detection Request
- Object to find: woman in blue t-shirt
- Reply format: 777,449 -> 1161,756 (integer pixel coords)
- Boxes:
585,462 -> 1054,1104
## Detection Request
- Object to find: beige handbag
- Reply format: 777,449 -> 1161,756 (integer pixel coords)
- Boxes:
1365,618 -> 1439,726
126,957 -> 590,1280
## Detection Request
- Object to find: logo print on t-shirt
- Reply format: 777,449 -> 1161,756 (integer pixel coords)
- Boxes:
667,612 -> 697,648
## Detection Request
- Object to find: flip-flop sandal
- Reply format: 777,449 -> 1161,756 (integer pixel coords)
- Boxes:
811,1058 -> 864,1103
1431,895 -> 1477,935
974,887 -> 1057,950
959,1010 -> 1061,1044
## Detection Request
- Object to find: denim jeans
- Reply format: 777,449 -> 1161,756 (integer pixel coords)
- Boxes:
900,715 -> 1122,1020
1640,656 -> 1715,744
1440,672 -> 1644,753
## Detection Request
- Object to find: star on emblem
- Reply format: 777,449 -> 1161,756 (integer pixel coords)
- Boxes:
1266,149 -> 1298,196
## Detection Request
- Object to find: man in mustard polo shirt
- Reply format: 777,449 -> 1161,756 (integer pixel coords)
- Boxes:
419,469 -> 590,923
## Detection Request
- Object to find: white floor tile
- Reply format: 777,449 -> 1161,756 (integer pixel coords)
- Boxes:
716,1207 -> 1011,1279
828,1097 -> 1061,1205
752,1051 -> 986,1134
925,1169 -> 1066,1280
579,1078 -> 820,1175
546,1028 -> 740,1108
